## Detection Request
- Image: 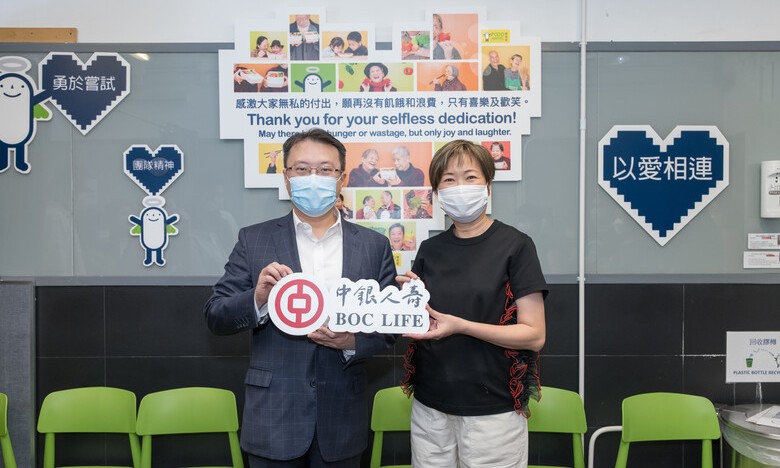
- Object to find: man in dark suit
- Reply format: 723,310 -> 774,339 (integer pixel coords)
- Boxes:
205,128 -> 396,468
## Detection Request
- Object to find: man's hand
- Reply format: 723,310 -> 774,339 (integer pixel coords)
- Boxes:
254,262 -> 294,307
308,327 -> 356,350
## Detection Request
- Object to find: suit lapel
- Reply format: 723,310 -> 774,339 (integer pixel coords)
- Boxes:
341,220 -> 362,280
273,212 -> 303,272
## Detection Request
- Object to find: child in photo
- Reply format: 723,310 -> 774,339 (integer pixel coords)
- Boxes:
322,36 -> 346,58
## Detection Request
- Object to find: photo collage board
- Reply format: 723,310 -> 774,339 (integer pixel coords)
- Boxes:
218,8 -> 542,271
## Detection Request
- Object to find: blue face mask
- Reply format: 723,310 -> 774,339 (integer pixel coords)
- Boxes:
288,174 -> 339,217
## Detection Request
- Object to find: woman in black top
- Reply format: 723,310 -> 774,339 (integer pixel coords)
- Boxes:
399,139 -> 547,468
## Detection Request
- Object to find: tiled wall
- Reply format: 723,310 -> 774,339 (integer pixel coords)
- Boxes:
35,283 -> 780,467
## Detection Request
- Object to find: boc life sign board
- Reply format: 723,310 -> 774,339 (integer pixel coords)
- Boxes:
598,126 -> 729,246
267,273 -> 430,335
726,331 -> 780,383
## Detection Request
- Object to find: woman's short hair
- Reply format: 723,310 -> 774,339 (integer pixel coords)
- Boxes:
330,36 -> 345,48
362,195 -> 374,205
491,142 -> 504,152
256,35 -> 268,47
429,140 -> 495,190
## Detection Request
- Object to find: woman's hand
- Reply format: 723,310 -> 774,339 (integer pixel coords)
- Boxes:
403,292 -> 546,350
395,270 -> 419,287
404,305 -> 464,341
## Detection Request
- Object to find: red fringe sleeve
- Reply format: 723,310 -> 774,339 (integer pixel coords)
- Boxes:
500,281 -> 542,417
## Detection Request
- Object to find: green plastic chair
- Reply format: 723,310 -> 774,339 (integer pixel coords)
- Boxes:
1,392 -> 17,468
36,386 -> 141,468
135,387 -> 243,468
615,392 -> 721,468
370,386 -> 412,468
527,386 -> 587,468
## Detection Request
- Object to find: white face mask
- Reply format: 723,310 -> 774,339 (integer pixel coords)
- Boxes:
437,184 -> 489,223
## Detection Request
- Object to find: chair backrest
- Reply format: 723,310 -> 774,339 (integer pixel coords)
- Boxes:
527,386 -> 587,468
1,392 -> 18,468
370,386 -> 412,468
135,387 -> 243,468
615,392 -> 721,468
36,386 -> 140,468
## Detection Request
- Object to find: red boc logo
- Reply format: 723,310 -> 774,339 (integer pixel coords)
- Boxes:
268,275 -> 328,335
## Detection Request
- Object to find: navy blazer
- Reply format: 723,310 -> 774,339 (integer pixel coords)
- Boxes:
204,212 -> 397,461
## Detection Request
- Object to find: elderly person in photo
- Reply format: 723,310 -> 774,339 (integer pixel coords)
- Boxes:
382,145 -> 425,187
360,62 -> 397,92
434,64 -> 467,92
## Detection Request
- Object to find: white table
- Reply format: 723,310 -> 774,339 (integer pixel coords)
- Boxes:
719,404 -> 780,467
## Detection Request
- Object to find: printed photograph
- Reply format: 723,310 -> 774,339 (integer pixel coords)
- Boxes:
257,143 -> 284,174
233,63 -> 290,93
480,45 -> 531,91
481,140 -> 511,170
431,13 -> 479,60
344,142 -> 431,188
338,62 -> 415,93
400,30 -> 431,60
248,32 -> 289,60
353,189 -> 402,221
336,189 -> 355,220
321,30 -> 370,60
416,61 -> 479,92
403,189 -> 434,219
357,220 -> 417,252
289,14 -> 321,61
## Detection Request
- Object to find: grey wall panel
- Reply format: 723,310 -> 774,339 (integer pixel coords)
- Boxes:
1,47 -> 780,277
0,282 -> 34,468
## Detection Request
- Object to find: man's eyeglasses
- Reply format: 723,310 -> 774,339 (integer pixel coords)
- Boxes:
286,165 -> 343,177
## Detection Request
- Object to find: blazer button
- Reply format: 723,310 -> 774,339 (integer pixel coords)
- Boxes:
310,380 -> 316,388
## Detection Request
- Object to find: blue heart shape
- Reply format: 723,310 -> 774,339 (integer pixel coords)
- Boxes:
599,126 -> 729,246
124,145 -> 184,196
39,52 -> 130,134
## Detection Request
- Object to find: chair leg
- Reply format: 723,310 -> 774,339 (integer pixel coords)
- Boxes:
229,432 -> 244,468
1,435 -> 17,468
370,433 -> 384,468
702,440 -> 713,468
572,434 -> 585,468
43,433 -> 55,468
141,435 -> 152,468
615,441 -> 630,468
